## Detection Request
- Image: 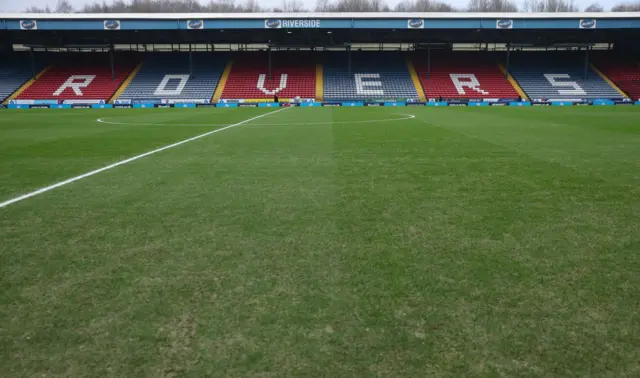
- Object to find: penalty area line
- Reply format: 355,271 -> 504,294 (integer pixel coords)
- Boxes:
0,107 -> 290,209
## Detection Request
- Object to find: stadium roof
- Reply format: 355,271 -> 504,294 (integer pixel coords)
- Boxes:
1,12 -> 639,48
1,12 -> 640,19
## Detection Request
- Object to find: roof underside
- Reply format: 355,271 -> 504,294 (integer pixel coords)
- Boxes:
2,28 -> 639,47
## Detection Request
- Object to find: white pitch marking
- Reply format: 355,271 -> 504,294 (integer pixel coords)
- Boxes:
96,113 -> 416,127
0,107 -> 290,209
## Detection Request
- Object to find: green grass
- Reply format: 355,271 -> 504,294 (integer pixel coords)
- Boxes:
1,106 -> 639,377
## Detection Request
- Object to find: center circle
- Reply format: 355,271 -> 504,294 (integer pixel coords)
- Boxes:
96,113 -> 416,127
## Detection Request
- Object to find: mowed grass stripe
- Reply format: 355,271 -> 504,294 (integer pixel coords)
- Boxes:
0,107 -> 638,377
0,108 -> 287,206
332,108 -> 638,376
0,108 -> 265,199
411,107 -> 640,187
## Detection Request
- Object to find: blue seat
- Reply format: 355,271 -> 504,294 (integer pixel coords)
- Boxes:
0,55 -> 39,102
118,53 -> 226,101
323,53 -> 418,102
509,52 -> 622,100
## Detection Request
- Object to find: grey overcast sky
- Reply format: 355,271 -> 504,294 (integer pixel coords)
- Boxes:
0,0 -> 626,12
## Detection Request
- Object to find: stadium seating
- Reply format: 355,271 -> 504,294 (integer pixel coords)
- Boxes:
508,52 -> 623,100
0,54 -> 40,102
323,52 -> 418,101
119,53 -> 226,101
3,51 -> 639,104
220,53 -> 316,100
17,54 -> 137,101
592,59 -> 640,101
413,52 -> 519,100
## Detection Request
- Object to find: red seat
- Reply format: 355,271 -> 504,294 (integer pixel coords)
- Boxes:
18,58 -> 136,101
594,61 -> 640,101
221,53 -> 315,100
413,53 -> 519,99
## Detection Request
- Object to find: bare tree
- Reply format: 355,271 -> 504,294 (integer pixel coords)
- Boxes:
25,5 -> 52,12
31,0 -> 248,13
584,2 -> 604,11
279,0 -> 307,11
313,0 -> 328,10
54,0 -> 74,12
611,1 -> 640,10
81,0 -> 130,13
523,0 -> 579,11
24,0 -> 592,14
467,0 -> 518,11
372,0 -> 391,11
79,0 -> 212,13
208,0 -> 243,12
314,0 -> 390,11
395,0 -> 456,11
126,0 -> 154,12
241,0 -> 262,11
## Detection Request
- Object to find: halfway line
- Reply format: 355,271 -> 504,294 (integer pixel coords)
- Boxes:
0,107 -> 290,209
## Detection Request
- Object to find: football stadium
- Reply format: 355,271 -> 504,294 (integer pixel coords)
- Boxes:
1,9 -> 639,377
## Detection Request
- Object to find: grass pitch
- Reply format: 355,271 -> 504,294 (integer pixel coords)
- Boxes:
1,106 -> 639,377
